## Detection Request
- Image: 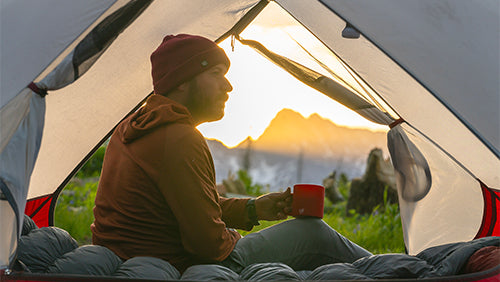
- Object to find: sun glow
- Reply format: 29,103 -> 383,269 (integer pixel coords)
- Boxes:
197,3 -> 387,148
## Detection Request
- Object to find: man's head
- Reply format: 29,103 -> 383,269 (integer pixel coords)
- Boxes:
150,34 -> 230,96
150,34 -> 232,124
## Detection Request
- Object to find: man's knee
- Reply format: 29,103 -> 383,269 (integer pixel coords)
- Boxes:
262,218 -> 337,243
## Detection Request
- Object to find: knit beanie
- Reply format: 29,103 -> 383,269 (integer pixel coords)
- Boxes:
150,34 -> 230,95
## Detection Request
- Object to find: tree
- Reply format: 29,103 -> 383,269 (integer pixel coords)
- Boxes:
241,137 -> 253,172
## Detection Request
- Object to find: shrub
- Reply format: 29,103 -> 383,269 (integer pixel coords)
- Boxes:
237,169 -> 265,196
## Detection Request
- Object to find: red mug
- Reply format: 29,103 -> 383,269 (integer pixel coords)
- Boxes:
290,184 -> 325,218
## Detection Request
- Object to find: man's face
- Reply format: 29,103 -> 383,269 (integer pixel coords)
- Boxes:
185,63 -> 233,124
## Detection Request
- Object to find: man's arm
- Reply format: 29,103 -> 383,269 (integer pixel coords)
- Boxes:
219,197 -> 254,230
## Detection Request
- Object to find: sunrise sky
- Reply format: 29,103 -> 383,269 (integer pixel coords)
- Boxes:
197,3 -> 387,148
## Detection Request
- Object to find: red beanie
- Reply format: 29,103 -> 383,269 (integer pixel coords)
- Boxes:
150,34 -> 230,95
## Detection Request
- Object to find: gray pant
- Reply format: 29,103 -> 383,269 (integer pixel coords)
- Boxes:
221,218 -> 372,273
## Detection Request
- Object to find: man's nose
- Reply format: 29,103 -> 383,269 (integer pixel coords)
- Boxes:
224,77 -> 233,92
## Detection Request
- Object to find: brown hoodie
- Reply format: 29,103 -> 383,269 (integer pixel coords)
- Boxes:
91,94 -> 251,272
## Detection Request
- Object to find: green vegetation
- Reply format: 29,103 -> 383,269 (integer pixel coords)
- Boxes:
54,146 -> 105,245
55,147 -> 404,253
237,180 -> 404,254
237,169 -> 266,196
75,146 -> 106,178
55,180 -> 97,245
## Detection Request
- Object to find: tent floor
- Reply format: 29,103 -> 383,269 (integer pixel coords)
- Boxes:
2,265 -> 499,282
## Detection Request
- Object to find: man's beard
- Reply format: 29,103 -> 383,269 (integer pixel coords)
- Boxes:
185,78 -> 204,119
185,78 -> 224,123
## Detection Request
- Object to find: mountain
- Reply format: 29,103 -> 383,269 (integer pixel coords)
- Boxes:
239,109 -> 387,159
207,109 -> 388,191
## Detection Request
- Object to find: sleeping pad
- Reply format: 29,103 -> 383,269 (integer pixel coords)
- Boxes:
13,215 -> 500,280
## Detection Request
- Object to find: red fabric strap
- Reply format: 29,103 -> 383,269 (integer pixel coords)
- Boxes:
389,118 -> 405,128
28,82 -> 48,97
475,181 -> 500,239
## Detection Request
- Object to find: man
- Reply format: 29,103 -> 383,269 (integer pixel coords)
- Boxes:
91,34 -> 371,274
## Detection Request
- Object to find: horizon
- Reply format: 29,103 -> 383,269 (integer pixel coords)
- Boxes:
203,107 -> 388,149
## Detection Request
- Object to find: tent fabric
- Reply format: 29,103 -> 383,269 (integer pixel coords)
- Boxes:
318,0 -> 500,155
36,0 -> 153,92
388,125 -> 432,202
389,123 -> 484,254
0,0 -> 120,110
277,0 -> 500,189
13,0 -> 155,231
28,0 -> 262,200
0,90 -> 32,155
24,195 -> 55,228
237,36 -> 395,125
475,184 -> 500,238
1,0 -> 499,272
0,0 -> 155,269
0,0 -> 263,269
0,198 -> 16,272
0,92 -> 45,268
14,217 -> 500,280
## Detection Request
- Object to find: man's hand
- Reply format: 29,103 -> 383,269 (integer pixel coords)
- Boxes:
255,187 -> 293,221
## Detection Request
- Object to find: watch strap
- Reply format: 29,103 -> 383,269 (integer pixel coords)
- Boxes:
246,198 -> 260,226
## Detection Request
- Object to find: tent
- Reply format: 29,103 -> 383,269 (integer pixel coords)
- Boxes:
1,0 -> 498,278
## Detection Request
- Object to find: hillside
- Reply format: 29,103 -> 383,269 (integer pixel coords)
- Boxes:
208,109 -> 389,190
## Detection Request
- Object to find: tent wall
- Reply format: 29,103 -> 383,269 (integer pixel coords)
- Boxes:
0,199 -> 16,270
0,92 -> 45,269
276,0 -> 499,253
321,0 -> 500,155
0,0 -> 158,269
1,0 -> 262,269
0,0 -> 119,110
28,0 -> 261,199
277,0 -> 500,189
389,124 -> 483,253
1,0 -> 498,270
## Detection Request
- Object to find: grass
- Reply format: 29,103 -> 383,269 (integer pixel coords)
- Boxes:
322,200 -> 403,254
55,177 -> 404,254
54,180 -> 98,245
238,198 -> 404,254
55,146 -> 404,253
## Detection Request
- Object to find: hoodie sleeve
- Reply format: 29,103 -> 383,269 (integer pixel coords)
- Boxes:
220,197 -> 253,231
157,127 -> 241,262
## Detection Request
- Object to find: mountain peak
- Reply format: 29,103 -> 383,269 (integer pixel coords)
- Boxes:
269,109 -> 307,126
276,108 -> 305,118
239,108 -> 387,158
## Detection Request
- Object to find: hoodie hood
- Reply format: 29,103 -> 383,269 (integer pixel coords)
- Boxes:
118,94 -> 193,143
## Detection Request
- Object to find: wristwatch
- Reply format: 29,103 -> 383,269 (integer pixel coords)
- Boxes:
246,198 -> 260,226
